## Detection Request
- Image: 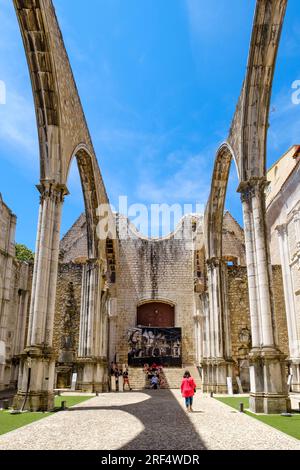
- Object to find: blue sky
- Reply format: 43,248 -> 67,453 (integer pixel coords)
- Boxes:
0,0 -> 300,249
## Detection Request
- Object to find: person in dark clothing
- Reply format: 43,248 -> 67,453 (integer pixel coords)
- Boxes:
114,367 -> 120,391
123,368 -> 132,391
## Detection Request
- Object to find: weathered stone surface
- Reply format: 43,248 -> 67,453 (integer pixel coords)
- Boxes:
0,195 -> 32,391
267,146 -> 300,391
1,0 -> 294,416
204,0 -> 289,413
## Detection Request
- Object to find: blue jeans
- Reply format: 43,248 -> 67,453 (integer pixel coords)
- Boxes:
185,396 -> 193,407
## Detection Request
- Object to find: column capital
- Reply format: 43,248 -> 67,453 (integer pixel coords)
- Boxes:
86,257 -> 98,265
292,207 -> 300,219
275,223 -> 288,236
36,180 -> 69,203
237,177 -> 269,203
206,257 -> 222,270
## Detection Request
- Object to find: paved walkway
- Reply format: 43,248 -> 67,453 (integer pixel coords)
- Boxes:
0,390 -> 299,450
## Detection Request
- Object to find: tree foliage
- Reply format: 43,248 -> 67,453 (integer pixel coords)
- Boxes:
15,244 -> 34,263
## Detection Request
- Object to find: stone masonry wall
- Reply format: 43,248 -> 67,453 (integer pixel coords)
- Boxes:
115,220 -> 196,365
0,195 -> 33,388
222,211 -> 246,265
227,266 -> 251,362
227,265 -> 289,362
59,214 -> 88,263
53,262 -> 83,360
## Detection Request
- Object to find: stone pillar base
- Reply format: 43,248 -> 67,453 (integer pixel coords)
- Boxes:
14,347 -> 56,412
94,381 -> 109,393
76,381 -> 93,393
202,358 -> 233,394
0,364 -> 8,391
77,358 -> 108,393
249,348 -> 290,414
290,362 -> 300,393
13,391 -> 54,412
250,393 -> 291,414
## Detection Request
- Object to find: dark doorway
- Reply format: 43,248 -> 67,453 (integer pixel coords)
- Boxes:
137,302 -> 175,328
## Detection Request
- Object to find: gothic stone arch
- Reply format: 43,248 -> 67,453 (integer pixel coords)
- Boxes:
203,144 -> 236,393
13,0 -> 113,410
204,0 -> 290,413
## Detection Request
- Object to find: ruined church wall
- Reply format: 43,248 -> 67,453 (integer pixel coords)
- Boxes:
222,212 -> 246,265
53,262 -> 83,360
0,195 -> 33,388
59,214 -> 88,263
115,234 -> 196,365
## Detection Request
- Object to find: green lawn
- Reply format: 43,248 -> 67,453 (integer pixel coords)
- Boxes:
216,397 -> 300,441
54,395 -> 93,409
0,395 -> 93,436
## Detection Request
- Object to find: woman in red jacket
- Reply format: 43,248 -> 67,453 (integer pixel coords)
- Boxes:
181,371 -> 196,412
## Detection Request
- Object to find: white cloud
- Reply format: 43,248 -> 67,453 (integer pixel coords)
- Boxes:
0,91 -> 38,161
136,147 -> 213,205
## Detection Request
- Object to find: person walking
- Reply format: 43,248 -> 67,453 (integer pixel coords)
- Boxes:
181,371 -> 196,412
123,367 -> 132,391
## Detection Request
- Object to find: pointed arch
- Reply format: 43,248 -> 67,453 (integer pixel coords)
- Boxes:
204,143 -> 238,261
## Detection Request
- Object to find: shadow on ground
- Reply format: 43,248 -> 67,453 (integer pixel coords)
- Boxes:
68,390 -> 207,450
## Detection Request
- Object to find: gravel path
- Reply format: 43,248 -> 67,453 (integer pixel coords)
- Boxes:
0,390 -> 299,450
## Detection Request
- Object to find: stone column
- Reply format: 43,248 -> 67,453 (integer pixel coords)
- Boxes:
95,285 -> 109,393
78,259 -> 98,392
193,293 -> 203,366
239,178 -> 290,413
200,292 -> 210,392
13,181 -> 67,411
108,298 -> 118,365
78,261 -> 109,392
276,223 -> 300,392
10,286 -> 29,388
205,258 -> 233,393
13,289 -> 29,357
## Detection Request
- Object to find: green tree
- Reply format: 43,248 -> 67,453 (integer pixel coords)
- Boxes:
15,244 -> 34,263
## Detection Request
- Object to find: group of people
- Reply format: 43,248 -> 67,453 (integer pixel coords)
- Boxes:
110,363 -> 132,391
143,363 -> 165,389
110,362 -> 197,412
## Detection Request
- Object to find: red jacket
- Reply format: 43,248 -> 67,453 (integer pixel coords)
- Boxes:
181,377 -> 196,398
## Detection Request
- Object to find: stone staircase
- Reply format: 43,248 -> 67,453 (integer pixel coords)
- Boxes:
128,366 -> 202,390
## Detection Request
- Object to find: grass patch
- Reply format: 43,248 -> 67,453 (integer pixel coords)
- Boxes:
54,395 -> 93,409
0,410 -> 51,436
0,395 -> 93,436
216,397 -> 300,441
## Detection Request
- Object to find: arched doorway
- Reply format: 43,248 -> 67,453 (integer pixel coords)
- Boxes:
129,302 -> 180,367
137,302 -> 175,328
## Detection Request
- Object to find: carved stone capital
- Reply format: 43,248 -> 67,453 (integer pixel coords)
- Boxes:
37,181 -> 69,204
292,208 -> 300,250
238,177 -> 269,204
206,257 -> 221,270
86,257 -> 98,266
275,223 -> 287,237
292,208 -> 300,220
